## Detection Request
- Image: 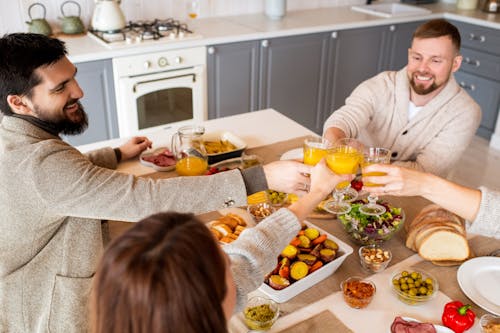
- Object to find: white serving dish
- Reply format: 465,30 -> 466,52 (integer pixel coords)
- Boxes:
204,131 -> 247,164
258,221 -> 353,303
139,147 -> 176,172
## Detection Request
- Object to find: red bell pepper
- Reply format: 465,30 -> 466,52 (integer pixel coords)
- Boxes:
442,301 -> 475,333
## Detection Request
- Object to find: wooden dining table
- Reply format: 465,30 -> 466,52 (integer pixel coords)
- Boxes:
102,109 -> 500,333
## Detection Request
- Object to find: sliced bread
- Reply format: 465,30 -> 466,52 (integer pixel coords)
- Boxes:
418,229 -> 470,261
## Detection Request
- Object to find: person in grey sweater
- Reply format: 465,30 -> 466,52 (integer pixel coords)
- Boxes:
0,33 -> 312,333
362,163 -> 500,239
323,19 -> 481,177
90,158 -> 346,333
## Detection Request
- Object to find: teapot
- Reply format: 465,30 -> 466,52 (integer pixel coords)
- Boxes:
59,1 -> 85,35
91,0 -> 126,32
26,3 -> 52,36
171,125 -> 208,176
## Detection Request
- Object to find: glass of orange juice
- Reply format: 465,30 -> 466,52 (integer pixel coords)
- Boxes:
186,0 -> 200,19
323,138 -> 364,215
303,136 -> 331,166
359,147 -> 391,215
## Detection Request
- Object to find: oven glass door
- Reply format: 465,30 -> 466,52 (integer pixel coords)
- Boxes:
134,73 -> 194,131
118,67 -> 204,136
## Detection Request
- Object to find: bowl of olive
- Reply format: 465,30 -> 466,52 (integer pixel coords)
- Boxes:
266,189 -> 289,207
391,269 -> 438,305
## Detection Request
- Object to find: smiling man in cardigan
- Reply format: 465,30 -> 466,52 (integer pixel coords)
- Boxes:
323,19 -> 481,177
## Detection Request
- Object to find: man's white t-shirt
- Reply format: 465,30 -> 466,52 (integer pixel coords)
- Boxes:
408,101 -> 424,121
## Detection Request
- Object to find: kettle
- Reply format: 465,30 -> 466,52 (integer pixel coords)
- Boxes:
480,0 -> 499,12
59,1 -> 85,35
91,0 -> 126,32
26,3 -> 52,36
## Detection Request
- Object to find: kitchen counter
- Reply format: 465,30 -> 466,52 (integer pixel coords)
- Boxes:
62,3 -> 500,63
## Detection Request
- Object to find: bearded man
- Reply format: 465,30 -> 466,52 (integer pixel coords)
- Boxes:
0,33 -> 313,333
323,19 -> 481,177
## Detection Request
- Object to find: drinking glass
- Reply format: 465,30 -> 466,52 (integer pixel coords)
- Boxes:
360,147 -> 391,216
323,138 -> 364,215
186,0 -> 200,19
303,136 -> 331,166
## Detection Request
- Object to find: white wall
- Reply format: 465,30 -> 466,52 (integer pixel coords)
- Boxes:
1,0 -> 361,35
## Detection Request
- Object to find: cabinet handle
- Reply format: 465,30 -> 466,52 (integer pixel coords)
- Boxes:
261,40 -> 269,48
459,81 -> 476,91
389,25 -> 396,32
207,46 -> 215,55
464,57 -> 480,67
331,31 -> 337,39
469,33 -> 486,43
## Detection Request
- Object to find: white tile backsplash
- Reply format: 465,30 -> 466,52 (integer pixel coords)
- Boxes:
1,0 -> 362,35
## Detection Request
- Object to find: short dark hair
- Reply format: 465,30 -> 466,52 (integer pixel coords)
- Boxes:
413,19 -> 461,54
0,33 -> 67,115
90,212 -> 229,333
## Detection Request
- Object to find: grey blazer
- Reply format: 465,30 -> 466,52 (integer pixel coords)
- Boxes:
0,116 -> 247,333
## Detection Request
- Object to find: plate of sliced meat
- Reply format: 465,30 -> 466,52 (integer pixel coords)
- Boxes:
140,147 -> 176,171
390,317 -> 453,333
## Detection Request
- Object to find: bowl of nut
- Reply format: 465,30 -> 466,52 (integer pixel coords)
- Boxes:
359,245 -> 392,273
243,296 -> 279,331
391,269 -> 438,305
341,276 -> 376,309
247,202 -> 276,223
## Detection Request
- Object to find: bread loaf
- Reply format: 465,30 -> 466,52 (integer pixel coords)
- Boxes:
406,204 -> 470,264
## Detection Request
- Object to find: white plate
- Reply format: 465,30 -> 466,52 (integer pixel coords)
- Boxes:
280,147 -> 303,161
139,147 -> 176,172
457,256 -> 500,316
395,317 -> 454,333
258,220 -> 353,303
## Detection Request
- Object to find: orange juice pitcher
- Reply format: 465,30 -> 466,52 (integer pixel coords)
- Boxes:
171,125 -> 208,176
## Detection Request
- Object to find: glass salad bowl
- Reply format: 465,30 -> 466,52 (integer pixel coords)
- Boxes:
338,199 -> 405,245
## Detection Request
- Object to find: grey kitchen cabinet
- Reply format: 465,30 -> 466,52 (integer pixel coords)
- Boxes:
259,33 -> 330,133
451,20 -> 500,140
207,40 -> 260,119
207,33 -> 329,133
62,59 -> 119,146
384,20 -> 425,71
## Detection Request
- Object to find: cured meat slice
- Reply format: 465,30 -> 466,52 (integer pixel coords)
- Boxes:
390,317 -> 437,333
141,149 -> 176,167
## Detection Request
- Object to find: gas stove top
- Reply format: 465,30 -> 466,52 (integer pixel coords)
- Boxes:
88,18 -> 202,49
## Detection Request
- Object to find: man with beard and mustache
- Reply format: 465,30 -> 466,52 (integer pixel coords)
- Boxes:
0,33 -> 313,333
323,19 -> 481,177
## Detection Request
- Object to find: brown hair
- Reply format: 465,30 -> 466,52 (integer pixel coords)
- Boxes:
90,212 -> 228,333
413,19 -> 461,54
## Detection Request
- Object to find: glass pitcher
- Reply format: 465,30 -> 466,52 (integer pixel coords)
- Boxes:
171,125 -> 208,176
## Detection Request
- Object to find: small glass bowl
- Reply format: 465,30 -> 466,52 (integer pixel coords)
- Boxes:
359,245 -> 392,273
341,276 -> 376,309
480,314 -> 500,333
243,296 -> 279,331
247,202 -> 276,223
266,189 -> 289,207
391,269 -> 438,305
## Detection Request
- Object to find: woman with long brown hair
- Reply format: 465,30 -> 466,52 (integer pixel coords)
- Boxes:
90,159 -> 348,333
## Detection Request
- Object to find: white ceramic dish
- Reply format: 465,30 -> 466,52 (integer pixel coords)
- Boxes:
258,220 -> 353,303
457,256 -> 500,316
204,131 -> 247,164
139,147 -> 176,172
395,317 -> 454,333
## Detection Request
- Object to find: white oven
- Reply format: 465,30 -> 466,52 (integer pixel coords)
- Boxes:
112,46 -> 207,137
